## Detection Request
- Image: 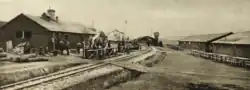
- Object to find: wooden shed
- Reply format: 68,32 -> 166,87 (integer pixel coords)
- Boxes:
212,31 -> 250,58
178,32 -> 233,52
0,9 -> 96,51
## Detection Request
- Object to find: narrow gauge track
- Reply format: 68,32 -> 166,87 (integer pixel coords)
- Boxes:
0,47 -> 153,90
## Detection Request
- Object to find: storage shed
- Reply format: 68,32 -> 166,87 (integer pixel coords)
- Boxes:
0,9 -> 96,51
212,31 -> 250,58
178,32 -> 233,52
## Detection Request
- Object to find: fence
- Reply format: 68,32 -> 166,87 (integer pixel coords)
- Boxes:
189,50 -> 250,68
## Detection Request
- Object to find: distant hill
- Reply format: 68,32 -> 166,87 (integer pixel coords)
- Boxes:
162,36 -> 187,40
160,36 -> 187,45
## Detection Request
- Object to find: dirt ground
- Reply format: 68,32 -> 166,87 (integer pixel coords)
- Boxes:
108,47 -> 250,90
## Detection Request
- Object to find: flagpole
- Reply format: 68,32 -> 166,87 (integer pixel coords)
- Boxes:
92,20 -> 94,28
124,20 -> 127,38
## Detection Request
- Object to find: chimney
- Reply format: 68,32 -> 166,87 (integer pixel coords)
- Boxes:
56,16 -> 59,22
47,9 -> 55,17
47,8 -> 56,21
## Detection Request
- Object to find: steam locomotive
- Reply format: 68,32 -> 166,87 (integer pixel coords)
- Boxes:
151,32 -> 163,47
132,32 -> 163,47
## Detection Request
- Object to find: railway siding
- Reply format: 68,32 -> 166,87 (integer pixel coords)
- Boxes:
1,47 -> 157,90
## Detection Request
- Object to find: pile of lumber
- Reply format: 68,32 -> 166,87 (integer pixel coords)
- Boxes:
12,54 -> 49,62
0,48 -> 49,62
0,48 -> 10,61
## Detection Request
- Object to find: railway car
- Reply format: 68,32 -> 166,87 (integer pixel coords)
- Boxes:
83,31 -> 118,59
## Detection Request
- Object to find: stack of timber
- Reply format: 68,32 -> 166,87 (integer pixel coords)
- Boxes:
12,54 -> 49,62
0,48 -> 10,61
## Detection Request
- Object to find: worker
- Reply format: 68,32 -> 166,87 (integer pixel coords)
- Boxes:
59,40 -> 65,55
38,46 -> 44,56
23,41 -> 31,54
125,41 -> 132,54
159,41 -> 164,47
117,42 -> 121,52
76,42 -> 82,54
108,40 -> 111,48
65,40 -> 70,55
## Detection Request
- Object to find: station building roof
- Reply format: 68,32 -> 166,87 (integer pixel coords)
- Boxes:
1,13 -> 96,35
213,31 -> 250,45
0,20 -> 6,27
179,32 -> 233,43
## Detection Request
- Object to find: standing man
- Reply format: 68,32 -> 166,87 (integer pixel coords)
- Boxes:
64,35 -> 70,55
125,37 -> 130,54
59,39 -> 65,55
23,41 -> 31,54
76,41 -> 82,54
117,42 -> 121,52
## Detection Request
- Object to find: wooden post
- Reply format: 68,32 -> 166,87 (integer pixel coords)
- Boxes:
52,33 -> 56,51
82,42 -> 86,58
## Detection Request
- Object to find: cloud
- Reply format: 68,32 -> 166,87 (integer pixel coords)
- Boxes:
0,0 -> 12,3
1,0 -> 250,38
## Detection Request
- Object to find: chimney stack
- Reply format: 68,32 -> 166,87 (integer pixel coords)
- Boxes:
56,16 -> 59,22
46,8 -> 56,21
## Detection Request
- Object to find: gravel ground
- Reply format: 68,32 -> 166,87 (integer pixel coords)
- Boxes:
108,47 -> 250,90
23,65 -> 123,90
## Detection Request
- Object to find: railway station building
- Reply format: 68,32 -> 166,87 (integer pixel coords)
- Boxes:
211,31 -> 250,58
107,29 -> 124,43
0,9 -> 96,51
178,32 -> 233,52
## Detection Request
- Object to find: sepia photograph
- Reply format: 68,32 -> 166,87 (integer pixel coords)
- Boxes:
0,0 -> 250,90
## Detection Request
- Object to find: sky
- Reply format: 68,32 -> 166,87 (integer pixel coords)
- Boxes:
0,0 -> 250,39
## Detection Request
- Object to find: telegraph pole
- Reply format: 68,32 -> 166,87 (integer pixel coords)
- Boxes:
150,28 -> 153,37
124,20 -> 127,38
92,20 -> 95,28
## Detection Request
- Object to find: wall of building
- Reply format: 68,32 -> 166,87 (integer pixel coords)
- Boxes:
67,33 -> 92,48
179,41 -> 207,51
0,14 -> 94,51
212,43 -> 250,58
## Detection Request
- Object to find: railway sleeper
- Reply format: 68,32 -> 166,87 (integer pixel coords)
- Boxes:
63,48 -> 166,90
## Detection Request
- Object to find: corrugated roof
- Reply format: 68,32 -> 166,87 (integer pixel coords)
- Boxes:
213,31 -> 250,44
179,32 -> 233,42
24,14 -> 96,34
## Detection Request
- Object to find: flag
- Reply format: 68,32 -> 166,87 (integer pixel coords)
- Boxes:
125,20 -> 127,24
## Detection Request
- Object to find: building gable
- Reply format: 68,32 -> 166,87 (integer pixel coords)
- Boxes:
0,21 -> 6,27
0,13 -> 49,32
179,32 -> 233,43
0,13 -> 51,45
213,31 -> 250,44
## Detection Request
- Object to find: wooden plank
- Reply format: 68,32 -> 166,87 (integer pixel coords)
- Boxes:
109,62 -> 150,72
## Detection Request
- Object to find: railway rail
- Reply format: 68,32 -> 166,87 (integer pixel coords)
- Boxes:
0,47 -> 153,90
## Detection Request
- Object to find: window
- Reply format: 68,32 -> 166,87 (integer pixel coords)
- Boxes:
64,34 -> 69,40
24,31 -> 32,39
16,31 -> 32,39
16,31 -> 23,38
